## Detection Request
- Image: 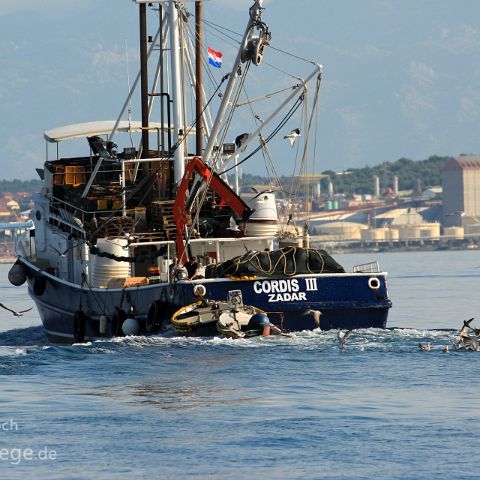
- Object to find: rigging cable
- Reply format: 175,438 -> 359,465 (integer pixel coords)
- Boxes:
182,62 -> 253,256
124,38 -> 135,148
217,92 -> 304,176
202,18 -> 316,67
302,73 -> 322,227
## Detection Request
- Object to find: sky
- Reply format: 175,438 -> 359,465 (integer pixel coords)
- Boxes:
0,0 -> 479,180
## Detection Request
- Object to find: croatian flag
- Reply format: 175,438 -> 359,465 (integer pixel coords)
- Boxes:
208,47 -> 223,68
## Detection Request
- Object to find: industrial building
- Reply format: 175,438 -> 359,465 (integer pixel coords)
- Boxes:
442,155 -> 480,228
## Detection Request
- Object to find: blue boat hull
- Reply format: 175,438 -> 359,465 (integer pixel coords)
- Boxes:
19,257 -> 391,343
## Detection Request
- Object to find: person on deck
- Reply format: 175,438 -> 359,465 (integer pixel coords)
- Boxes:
184,257 -> 199,280
169,256 -> 178,280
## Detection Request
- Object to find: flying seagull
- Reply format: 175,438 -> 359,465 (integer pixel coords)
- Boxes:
458,317 -> 475,339
235,133 -> 249,151
228,216 -> 240,232
0,303 -> 33,317
337,329 -> 353,349
305,309 -> 322,328
419,342 -> 431,351
283,128 -> 300,147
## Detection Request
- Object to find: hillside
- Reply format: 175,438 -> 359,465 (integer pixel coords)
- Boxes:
321,155 -> 449,195
238,155 -> 449,195
0,179 -> 42,194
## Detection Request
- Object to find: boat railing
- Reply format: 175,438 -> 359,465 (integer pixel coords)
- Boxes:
353,261 -> 380,273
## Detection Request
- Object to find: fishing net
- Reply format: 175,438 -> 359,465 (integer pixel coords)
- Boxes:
205,246 -> 345,278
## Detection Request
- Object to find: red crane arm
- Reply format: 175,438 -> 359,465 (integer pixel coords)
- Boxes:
173,156 -> 253,263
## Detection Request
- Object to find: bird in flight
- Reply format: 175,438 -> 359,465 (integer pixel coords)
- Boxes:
305,309 -> 322,328
283,128 -> 300,147
0,303 -> 33,317
337,329 -> 353,349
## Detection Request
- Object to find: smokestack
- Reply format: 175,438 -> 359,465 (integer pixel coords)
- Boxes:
393,175 -> 399,197
328,180 -> 333,198
373,175 -> 380,198
415,178 -> 421,195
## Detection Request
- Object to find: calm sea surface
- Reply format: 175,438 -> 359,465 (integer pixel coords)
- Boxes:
0,250 -> 479,479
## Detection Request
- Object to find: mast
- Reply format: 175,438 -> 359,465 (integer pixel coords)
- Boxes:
139,2 -> 149,156
195,1 -> 203,156
203,0 -> 264,165
169,1 -> 185,185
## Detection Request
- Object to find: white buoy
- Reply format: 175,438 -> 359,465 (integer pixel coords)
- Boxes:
122,317 -> 140,336
193,284 -> 206,297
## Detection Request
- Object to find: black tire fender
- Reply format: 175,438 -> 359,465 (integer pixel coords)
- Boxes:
146,301 -> 164,334
73,310 -> 87,343
112,308 -> 127,337
32,275 -> 47,296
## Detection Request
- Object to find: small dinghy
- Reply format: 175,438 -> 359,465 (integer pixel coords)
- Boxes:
171,289 -> 290,338
171,299 -> 262,336
171,289 -> 265,337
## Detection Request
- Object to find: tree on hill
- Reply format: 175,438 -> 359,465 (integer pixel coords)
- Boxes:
321,155 -> 449,195
0,179 -> 42,194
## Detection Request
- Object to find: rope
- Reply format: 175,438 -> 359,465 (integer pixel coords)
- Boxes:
171,74 -> 229,154
223,247 -> 331,278
80,273 -> 106,314
89,244 -> 168,263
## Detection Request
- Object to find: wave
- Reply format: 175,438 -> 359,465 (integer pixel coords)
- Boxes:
0,326 -> 465,372
0,326 -> 47,346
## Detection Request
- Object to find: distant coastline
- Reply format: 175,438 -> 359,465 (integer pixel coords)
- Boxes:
308,235 -> 479,255
0,257 -> 15,264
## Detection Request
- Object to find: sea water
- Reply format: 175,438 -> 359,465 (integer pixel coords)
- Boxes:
0,250 -> 479,479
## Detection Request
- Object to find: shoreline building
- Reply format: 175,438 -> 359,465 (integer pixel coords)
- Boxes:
442,156 -> 480,228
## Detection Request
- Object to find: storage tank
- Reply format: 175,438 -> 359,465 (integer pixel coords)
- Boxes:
317,222 -> 367,241
397,225 -> 421,241
464,224 -> 480,235
420,224 -> 440,239
387,228 -> 399,241
443,226 -> 464,239
361,228 -> 386,242
90,238 -> 131,287
397,223 -> 440,241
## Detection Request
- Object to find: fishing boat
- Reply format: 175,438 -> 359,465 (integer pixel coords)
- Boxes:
9,0 -> 392,343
